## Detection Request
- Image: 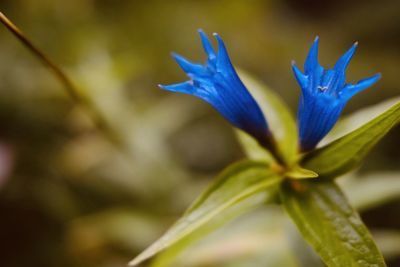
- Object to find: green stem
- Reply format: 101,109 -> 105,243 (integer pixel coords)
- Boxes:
0,12 -> 125,150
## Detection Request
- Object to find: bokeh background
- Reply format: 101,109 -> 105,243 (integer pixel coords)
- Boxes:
0,0 -> 399,266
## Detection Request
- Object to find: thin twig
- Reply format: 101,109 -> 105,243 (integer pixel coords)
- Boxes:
0,12 -> 124,149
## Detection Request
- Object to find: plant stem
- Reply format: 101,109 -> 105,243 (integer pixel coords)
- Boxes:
0,12 -> 125,149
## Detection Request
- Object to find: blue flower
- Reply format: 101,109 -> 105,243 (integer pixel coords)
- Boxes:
292,37 -> 381,151
160,30 -> 273,149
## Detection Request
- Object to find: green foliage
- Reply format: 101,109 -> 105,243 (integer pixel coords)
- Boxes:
153,208 -> 297,267
285,165 -> 319,179
0,2 -> 399,267
129,160 -> 282,266
280,180 -> 387,267
150,194 -> 280,267
151,171 -> 400,267
131,71 -> 399,266
235,130 -> 275,163
301,101 -> 400,179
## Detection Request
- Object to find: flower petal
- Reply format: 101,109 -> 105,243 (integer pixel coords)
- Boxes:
172,53 -> 207,76
340,73 -> 381,100
198,29 -> 216,61
333,42 -> 358,74
293,38 -> 381,151
304,36 -> 322,75
161,31 -> 272,150
292,61 -> 309,92
159,82 -> 195,94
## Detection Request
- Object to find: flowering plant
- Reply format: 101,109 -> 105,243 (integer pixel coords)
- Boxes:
130,31 -> 400,267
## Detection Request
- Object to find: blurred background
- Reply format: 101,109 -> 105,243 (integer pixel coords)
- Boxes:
0,0 -> 399,266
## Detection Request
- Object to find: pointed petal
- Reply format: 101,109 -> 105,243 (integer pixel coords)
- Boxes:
340,73 -> 381,100
172,53 -> 207,75
159,81 -> 194,94
334,42 -> 358,73
305,36 -> 320,74
292,61 -> 309,90
213,33 -> 234,74
198,29 -> 216,60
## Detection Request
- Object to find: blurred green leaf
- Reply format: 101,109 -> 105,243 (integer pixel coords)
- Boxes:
286,220 -> 325,267
67,209 -> 164,253
285,165 -> 319,179
151,197 -> 282,267
340,172 -> 400,211
129,160 -> 282,266
238,70 -> 298,165
235,130 -> 275,163
280,180 -> 386,267
301,101 -> 400,179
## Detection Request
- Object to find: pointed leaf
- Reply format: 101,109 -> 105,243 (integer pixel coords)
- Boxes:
302,101 -> 400,179
151,192 -> 280,267
280,180 -> 386,267
129,160 -> 282,266
237,70 -> 298,165
285,165 -> 319,179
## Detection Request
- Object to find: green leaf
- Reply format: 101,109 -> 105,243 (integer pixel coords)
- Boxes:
280,180 -> 387,267
285,165 -> 319,179
129,160 -> 282,266
301,101 -> 400,179
235,129 -> 275,163
151,205 -> 287,267
237,70 -> 298,165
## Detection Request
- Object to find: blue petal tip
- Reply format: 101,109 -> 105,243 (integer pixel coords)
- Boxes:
213,33 -> 224,46
198,29 -> 207,38
171,52 -> 179,59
